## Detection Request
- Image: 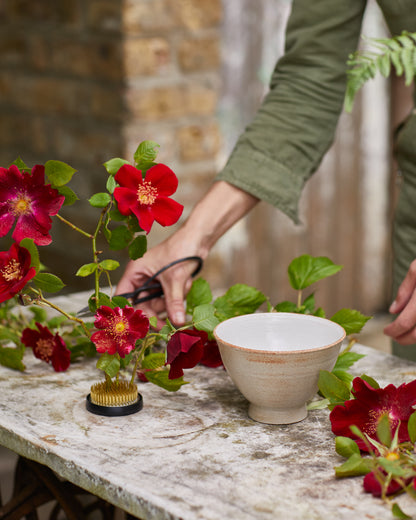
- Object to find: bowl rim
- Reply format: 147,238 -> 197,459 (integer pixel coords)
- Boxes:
213,312 -> 346,354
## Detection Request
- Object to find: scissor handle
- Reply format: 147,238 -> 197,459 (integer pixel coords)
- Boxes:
121,256 -> 204,305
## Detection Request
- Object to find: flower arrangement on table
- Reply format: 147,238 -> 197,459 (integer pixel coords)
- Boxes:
0,137 -> 415,514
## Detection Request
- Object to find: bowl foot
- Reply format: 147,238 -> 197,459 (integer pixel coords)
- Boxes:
248,403 -> 307,425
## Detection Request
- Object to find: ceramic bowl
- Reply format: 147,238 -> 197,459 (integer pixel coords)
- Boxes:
213,312 -> 346,425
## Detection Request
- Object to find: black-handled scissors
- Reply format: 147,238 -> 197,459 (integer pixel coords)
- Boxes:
118,255 -> 203,305
77,256 -> 204,316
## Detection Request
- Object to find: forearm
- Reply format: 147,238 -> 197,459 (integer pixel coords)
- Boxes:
178,180 -> 259,257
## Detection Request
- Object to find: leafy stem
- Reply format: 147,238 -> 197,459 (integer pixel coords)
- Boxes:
56,213 -> 93,239
28,288 -> 91,338
130,334 -> 157,386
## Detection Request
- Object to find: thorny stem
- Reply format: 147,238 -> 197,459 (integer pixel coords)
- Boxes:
92,205 -> 111,304
130,334 -> 157,386
56,214 -> 93,239
29,288 -> 91,338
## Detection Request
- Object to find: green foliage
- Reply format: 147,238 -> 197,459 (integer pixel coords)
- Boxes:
345,31 -> 416,112
287,255 -> 342,290
45,160 -> 77,187
33,273 -> 65,293
134,140 -> 160,171
186,278 -> 213,314
214,284 -> 266,321
88,193 -> 111,208
330,309 -> 371,335
128,235 -> 147,260
96,353 -> 120,378
103,158 -> 131,175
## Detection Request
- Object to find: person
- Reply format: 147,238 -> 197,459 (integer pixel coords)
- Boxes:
116,0 -> 416,359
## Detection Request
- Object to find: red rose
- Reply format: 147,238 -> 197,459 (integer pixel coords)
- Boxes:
0,242 -> 36,303
0,164 -> 64,245
166,329 -> 208,379
114,163 -> 183,233
21,323 -> 71,372
91,306 -> 149,358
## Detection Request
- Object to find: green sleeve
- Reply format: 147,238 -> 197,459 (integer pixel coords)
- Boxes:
216,0 -> 367,223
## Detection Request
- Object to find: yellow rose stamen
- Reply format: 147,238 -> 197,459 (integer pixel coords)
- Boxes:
137,181 -> 157,205
1,259 -> 22,282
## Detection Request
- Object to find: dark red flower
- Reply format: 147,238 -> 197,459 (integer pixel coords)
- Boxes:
0,242 -> 36,303
166,329 -> 208,379
21,323 -> 71,372
363,469 -> 406,497
0,165 -> 65,246
113,163 -> 183,233
330,377 -> 416,451
200,337 -> 224,368
91,306 -> 149,358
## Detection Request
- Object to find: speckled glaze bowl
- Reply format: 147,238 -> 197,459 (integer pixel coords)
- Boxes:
213,313 -> 346,425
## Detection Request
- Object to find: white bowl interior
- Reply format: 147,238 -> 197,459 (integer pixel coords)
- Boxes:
214,313 -> 345,352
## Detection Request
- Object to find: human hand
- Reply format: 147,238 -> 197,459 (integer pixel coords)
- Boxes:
384,260 -> 416,345
116,234 -> 203,329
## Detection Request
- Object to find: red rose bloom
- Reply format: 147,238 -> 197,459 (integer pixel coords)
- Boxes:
0,242 -> 36,303
166,329 -> 208,379
330,377 -> 416,451
113,163 -> 183,233
0,165 -> 65,246
200,337 -> 224,368
363,469 -> 407,497
91,306 -> 149,358
21,323 -> 71,372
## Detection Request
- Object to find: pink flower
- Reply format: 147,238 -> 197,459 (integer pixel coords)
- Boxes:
113,163 -> 183,233
0,165 -> 65,245
91,306 -> 149,358
0,242 -> 36,303
330,377 -> 416,451
166,329 -> 208,379
21,323 -> 71,372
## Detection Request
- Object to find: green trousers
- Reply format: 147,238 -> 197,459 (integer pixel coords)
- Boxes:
392,112 -> 416,360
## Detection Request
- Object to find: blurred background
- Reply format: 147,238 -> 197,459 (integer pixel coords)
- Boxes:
0,0 -> 413,322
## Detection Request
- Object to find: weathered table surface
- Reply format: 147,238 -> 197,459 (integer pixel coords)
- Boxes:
1,320 -> 416,519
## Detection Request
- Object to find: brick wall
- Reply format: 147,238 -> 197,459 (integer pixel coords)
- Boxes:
0,0 -> 223,290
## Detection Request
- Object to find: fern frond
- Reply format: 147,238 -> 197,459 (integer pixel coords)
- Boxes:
344,31 -> 416,112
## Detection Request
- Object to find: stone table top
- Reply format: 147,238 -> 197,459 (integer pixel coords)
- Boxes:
1,341 -> 416,520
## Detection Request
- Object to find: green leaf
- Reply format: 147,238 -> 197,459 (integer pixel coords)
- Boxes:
0,345 -> 25,371
19,238 -> 40,271
214,284 -> 266,321
318,370 -> 351,405
306,398 -> 330,410
88,292 -> 113,313
359,374 -> 380,389
302,293 -> 316,313
33,273 -> 65,293
149,316 -> 158,329
128,235 -> 147,260
186,278 -> 213,314
134,140 -> 160,167
28,305 -> 47,323
57,185 -> 79,206
193,304 -> 220,334
45,160 -> 76,187
99,259 -> 120,271
145,369 -> 189,391
330,308 -> 371,335
103,158 -> 131,175
335,436 -> 360,458
392,503 -> 413,519
88,192 -> 111,208
111,295 -> 130,308
274,301 -> 298,313
377,413 -> 392,447
142,352 -> 165,369
333,351 -> 365,371
106,175 -> 116,194
408,411 -> 416,444
76,263 -> 98,277
288,255 -> 343,290
108,225 -> 133,251
378,458 -> 408,477
0,327 -> 22,344
11,157 -> 29,171
331,369 -> 354,388
96,353 -> 120,378
47,315 -> 68,328
334,453 -> 371,478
